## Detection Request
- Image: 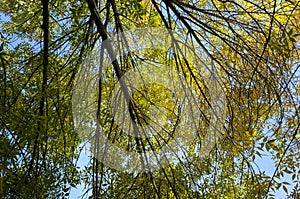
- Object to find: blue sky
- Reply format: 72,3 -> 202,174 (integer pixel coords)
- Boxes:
68,139 -> 294,198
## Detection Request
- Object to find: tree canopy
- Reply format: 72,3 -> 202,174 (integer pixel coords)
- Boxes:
0,0 -> 300,198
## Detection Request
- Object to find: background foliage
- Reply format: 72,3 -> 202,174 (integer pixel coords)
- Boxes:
0,0 -> 300,198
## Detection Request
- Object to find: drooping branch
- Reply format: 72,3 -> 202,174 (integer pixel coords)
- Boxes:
29,0 -> 49,192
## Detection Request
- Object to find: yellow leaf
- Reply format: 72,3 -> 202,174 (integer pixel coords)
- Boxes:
296,134 -> 300,139
245,131 -> 250,137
